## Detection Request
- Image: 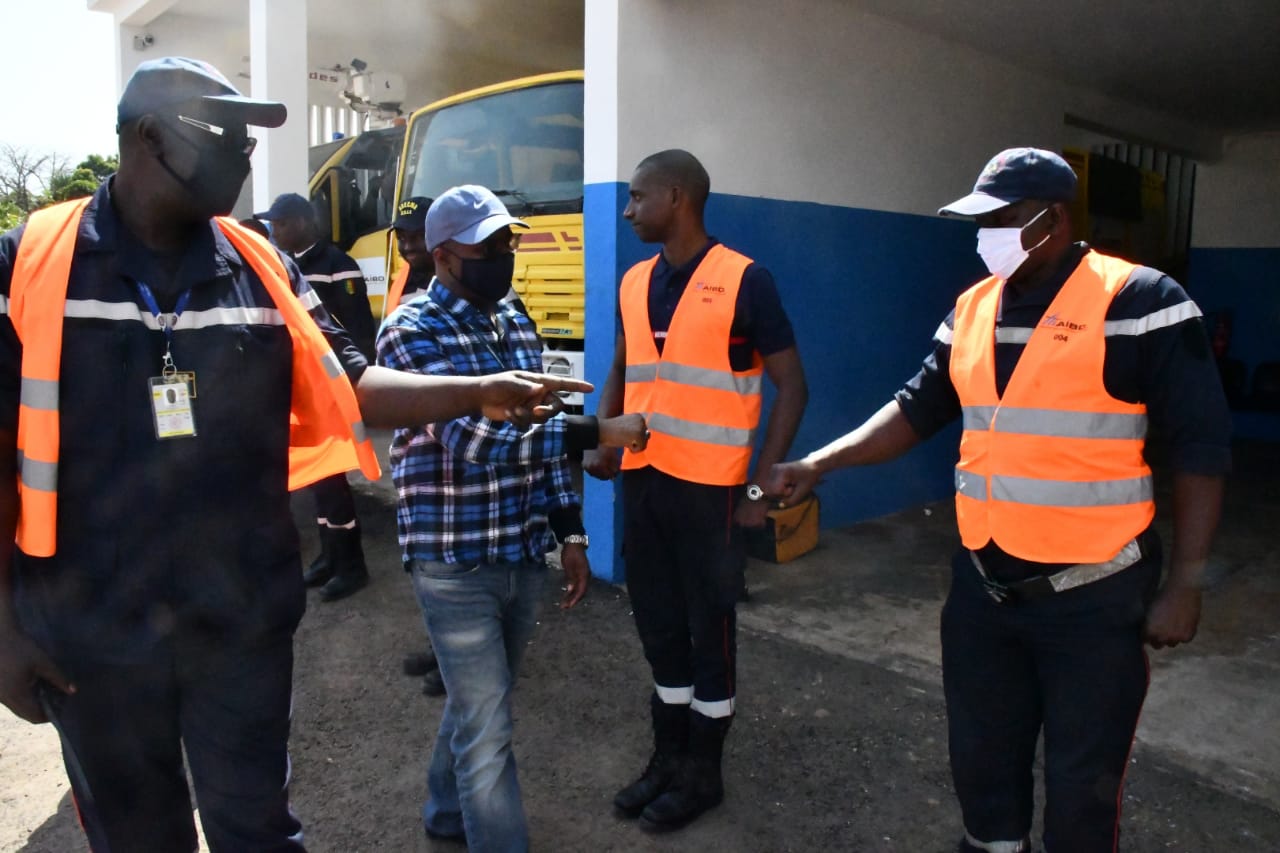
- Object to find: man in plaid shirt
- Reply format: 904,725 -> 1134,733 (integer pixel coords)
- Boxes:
377,185 -> 645,851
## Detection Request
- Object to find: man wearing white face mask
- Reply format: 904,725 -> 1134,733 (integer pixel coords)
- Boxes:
765,147 -> 1230,852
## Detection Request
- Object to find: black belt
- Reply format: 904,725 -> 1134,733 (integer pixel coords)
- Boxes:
968,539 -> 1143,605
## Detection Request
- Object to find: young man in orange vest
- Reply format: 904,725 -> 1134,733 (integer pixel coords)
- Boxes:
0,57 -> 589,853
586,149 -> 809,833
385,196 -> 435,314
766,148 -> 1231,853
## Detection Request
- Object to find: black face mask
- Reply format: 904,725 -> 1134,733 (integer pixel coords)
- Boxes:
157,122 -> 252,217
453,252 -> 515,302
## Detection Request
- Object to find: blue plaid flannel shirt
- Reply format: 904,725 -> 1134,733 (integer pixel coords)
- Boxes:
375,279 -> 578,565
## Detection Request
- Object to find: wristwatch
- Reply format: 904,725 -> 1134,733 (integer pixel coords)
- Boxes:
745,484 -> 766,502
562,533 -> 589,549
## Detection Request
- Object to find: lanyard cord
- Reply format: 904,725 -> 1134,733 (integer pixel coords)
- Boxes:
134,281 -> 192,376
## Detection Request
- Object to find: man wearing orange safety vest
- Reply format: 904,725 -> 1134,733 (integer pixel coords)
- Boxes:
0,57 -> 589,853
767,148 -> 1231,853
586,149 -> 808,833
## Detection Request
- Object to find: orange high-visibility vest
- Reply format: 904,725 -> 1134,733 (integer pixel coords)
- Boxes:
9,198 -> 381,557
385,265 -> 410,316
620,245 -> 762,486
949,250 -> 1154,563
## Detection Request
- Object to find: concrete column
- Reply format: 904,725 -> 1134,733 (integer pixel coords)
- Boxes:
249,0 -> 309,209
582,0 -> 626,583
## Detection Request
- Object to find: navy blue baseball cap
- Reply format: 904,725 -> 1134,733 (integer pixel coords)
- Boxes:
426,185 -> 527,251
256,192 -> 314,221
939,148 -> 1077,217
117,56 -> 287,129
393,196 -> 432,231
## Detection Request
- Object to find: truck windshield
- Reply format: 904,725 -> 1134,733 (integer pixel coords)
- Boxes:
403,81 -> 584,217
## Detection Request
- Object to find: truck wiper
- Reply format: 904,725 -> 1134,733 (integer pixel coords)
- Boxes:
490,188 -> 532,206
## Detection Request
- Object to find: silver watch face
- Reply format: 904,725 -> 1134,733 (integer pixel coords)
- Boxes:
564,534 -> 589,548
746,484 -> 765,501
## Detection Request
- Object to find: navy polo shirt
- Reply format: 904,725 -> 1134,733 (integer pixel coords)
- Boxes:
628,239 -> 796,370
0,181 -> 367,663
895,242 -> 1232,579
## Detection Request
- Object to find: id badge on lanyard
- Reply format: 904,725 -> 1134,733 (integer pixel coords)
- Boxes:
136,281 -> 198,440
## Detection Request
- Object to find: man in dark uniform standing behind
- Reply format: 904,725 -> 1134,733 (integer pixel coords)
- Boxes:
768,148 -> 1230,853
260,191 -> 378,601
587,149 -> 808,833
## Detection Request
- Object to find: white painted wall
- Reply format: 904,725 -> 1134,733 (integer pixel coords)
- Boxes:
1192,133 -> 1280,248
118,15 -> 246,93
612,0 -> 1217,217
583,0 -> 619,186
250,0 -> 309,209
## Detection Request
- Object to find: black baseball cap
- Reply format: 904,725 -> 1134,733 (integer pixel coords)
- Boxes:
939,148 -> 1077,217
393,196 -> 432,231
256,192 -> 314,221
117,56 -> 287,129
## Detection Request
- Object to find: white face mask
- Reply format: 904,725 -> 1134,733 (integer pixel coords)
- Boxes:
975,207 -> 1051,281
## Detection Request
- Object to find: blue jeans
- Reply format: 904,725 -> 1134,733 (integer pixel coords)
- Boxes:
409,559 -> 547,853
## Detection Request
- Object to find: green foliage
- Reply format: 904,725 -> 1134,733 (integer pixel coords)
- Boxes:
0,146 -> 118,226
0,198 -> 20,232
47,167 -> 102,203
78,153 -> 118,182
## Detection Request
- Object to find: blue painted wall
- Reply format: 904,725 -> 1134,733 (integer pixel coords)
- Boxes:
583,182 -> 986,581
1186,247 -> 1280,441
1186,247 -> 1280,376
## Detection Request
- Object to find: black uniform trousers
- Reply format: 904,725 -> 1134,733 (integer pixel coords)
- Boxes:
622,466 -> 744,707
941,544 -> 1161,852
309,472 -> 357,527
44,631 -> 302,853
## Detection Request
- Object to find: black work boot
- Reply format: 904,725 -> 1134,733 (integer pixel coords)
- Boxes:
613,694 -> 690,818
403,649 -> 439,677
422,668 -> 447,697
319,525 -> 369,602
302,523 -> 333,587
639,711 -> 730,832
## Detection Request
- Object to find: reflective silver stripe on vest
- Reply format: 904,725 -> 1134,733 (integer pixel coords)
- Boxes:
994,326 -> 1034,344
625,363 -> 659,383
962,406 -> 1147,440
648,412 -> 755,448
954,468 -> 988,501
63,299 -> 286,329
962,406 -> 998,432
20,377 -> 58,411
657,362 -> 762,395
16,451 -> 57,492
351,420 -> 367,444
990,474 -> 1153,507
321,351 -> 344,380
